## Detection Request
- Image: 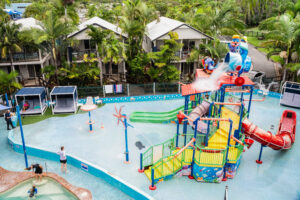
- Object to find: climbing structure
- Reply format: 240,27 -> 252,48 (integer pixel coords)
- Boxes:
137,70 -> 255,189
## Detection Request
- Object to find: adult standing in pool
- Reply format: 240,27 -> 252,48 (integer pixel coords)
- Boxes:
5,110 -> 15,130
25,164 -> 43,182
57,146 -> 67,173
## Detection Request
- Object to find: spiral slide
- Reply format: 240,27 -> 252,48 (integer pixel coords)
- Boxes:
242,110 -> 297,150
129,103 -> 193,123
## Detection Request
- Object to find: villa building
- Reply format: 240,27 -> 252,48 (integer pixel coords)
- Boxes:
144,17 -> 213,81
0,18 -> 51,86
67,17 -> 127,83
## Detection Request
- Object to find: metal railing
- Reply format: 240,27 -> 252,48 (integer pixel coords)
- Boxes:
0,52 -> 40,63
242,30 -> 266,39
72,49 -> 97,60
194,146 -> 227,168
77,82 -> 181,98
142,136 -> 176,168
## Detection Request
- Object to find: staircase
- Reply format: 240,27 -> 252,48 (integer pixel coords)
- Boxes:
143,107 -> 244,183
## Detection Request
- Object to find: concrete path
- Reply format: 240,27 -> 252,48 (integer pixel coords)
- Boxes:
248,44 -> 279,78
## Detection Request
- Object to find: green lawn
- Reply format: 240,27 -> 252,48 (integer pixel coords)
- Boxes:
19,104 -> 105,126
247,36 -> 265,47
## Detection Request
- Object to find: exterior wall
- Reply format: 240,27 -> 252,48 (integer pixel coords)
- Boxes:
142,36 -> 152,52
0,66 -> 9,73
19,65 -> 29,79
156,40 -> 164,50
158,25 -> 209,40
71,29 -> 91,40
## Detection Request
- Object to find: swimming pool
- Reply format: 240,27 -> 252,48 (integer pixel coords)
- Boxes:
5,95 -> 300,200
0,121 -> 133,199
0,177 -> 78,200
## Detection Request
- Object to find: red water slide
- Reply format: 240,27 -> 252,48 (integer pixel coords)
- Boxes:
242,110 -> 297,150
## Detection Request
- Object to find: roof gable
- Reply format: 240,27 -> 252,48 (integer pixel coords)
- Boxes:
146,17 -> 212,41
68,17 -> 126,38
14,17 -> 42,31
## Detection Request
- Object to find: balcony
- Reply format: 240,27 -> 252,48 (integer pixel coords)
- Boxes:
71,49 -> 98,61
171,50 -> 191,62
0,52 -> 40,63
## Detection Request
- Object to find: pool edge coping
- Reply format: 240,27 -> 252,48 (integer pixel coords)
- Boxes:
0,167 -> 92,200
7,132 -> 154,200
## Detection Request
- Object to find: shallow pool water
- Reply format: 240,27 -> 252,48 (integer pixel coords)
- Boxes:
4,96 -> 300,200
0,123 -> 133,199
0,177 -> 78,200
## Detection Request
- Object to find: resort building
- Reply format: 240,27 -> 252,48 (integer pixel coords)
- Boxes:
144,17 -> 213,81
0,18 -> 51,86
67,17 -> 127,83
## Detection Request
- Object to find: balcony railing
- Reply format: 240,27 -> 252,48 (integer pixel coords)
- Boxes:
71,49 -> 98,61
171,50 -> 191,61
0,52 -> 40,63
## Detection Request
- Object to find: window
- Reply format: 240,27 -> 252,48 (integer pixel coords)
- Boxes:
84,40 -> 90,50
90,40 -> 96,50
112,64 -> 118,74
182,63 -> 194,74
189,41 -> 195,49
14,65 -> 20,74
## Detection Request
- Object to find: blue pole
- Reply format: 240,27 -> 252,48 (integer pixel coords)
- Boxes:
205,104 -> 213,146
149,168 -> 156,190
214,91 -> 217,102
5,93 -> 9,107
218,87 -> 224,115
256,144 -> 264,164
138,153 -> 144,173
16,105 -> 28,168
223,119 -> 233,181
183,96 -> 189,146
236,104 -> 244,142
124,115 -> 129,163
176,120 -> 179,147
189,117 -> 199,179
240,86 -> 244,102
248,86 -> 254,117
88,111 -> 93,132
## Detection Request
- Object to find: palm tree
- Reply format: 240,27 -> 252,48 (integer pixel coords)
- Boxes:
191,1 -> 245,37
87,25 -> 110,86
0,0 -> 10,9
147,32 -> 182,82
0,22 -> 22,74
0,70 -> 22,95
120,0 -> 153,82
32,10 -> 74,84
259,14 -> 300,86
24,0 -> 79,24
102,33 -> 126,76
189,40 -> 228,64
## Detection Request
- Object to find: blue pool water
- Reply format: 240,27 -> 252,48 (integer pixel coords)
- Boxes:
3,95 -> 300,200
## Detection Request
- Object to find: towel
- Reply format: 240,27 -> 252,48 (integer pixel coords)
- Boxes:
115,84 -> 123,93
105,85 -> 113,94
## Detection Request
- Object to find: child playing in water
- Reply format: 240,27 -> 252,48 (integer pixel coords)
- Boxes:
28,185 -> 37,199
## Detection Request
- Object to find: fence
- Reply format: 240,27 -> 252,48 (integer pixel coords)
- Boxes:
242,30 -> 266,39
77,82 -> 181,98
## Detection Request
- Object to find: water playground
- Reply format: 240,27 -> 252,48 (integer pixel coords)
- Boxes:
1,35 -> 299,200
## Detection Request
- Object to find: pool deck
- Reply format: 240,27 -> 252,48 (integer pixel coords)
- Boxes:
6,97 -> 300,200
0,167 -> 92,200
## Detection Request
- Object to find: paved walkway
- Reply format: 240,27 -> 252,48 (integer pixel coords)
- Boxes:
248,44 -> 279,78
